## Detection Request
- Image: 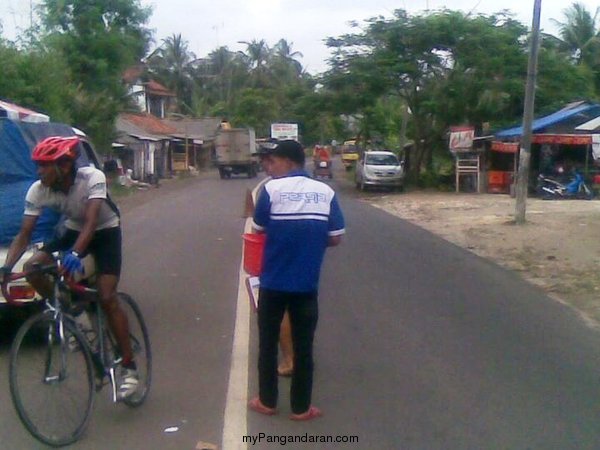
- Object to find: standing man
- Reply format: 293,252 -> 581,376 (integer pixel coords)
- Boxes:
245,143 -> 295,377
0,136 -> 139,400
248,140 -> 345,420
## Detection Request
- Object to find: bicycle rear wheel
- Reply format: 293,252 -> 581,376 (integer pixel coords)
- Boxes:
115,292 -> 152,406
9,311 -> 95,447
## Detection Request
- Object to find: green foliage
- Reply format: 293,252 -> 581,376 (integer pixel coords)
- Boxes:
0,41 -> 73,122
231,88 -> 279,136
2,1 -> 600,185
40,0 -> 152,152
146,34 -> 195,113
322,7 -> 600,182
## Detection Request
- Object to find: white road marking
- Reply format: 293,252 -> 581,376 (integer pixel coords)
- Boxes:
222,223 -> 253,450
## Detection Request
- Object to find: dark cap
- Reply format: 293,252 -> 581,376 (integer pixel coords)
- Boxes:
271,140 -> 305,166
252,139 -> 278,157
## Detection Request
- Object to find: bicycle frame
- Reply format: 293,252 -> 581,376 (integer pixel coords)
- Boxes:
2,258 -> 123,402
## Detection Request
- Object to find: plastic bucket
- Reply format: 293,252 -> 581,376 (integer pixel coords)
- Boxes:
242,233 -> 266,276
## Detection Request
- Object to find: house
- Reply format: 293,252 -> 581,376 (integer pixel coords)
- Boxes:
122,65 -> 176,119
117,65 -> 225,177
114,113 -> 177,180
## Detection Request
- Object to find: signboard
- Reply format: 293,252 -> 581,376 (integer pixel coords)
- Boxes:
531,134 -> 591,145
271,123 -> 298,141
449,126 -> 475,151
491,141 -> 519,153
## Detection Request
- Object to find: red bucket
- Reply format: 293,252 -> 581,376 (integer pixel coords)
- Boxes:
242,233 -> 266,276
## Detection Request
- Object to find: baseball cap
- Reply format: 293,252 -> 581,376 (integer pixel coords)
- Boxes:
271,140 -> 305,165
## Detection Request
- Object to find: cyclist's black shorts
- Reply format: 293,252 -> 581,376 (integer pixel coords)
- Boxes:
41,227 -> 122,277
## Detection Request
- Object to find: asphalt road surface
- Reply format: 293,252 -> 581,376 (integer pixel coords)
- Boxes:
2,158 -> 600,449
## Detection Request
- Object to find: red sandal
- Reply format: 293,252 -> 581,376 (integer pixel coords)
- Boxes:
248,397 -> 277,416
290,406 -> 322,421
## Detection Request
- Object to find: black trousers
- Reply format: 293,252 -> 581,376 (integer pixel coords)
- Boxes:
257,288 -> 318,414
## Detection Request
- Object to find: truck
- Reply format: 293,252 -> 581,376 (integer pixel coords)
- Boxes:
215,128 -> 259,179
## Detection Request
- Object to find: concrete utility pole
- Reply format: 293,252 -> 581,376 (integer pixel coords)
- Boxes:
515,0 -> 542,224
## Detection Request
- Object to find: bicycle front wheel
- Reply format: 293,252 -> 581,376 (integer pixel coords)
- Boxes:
117,292 -> 152,407
9,311 -> 95,447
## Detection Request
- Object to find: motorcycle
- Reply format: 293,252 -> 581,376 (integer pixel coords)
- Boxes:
536,172 -> 594,200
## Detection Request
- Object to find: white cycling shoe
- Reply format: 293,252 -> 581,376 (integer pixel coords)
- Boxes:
117,367 -> 139,400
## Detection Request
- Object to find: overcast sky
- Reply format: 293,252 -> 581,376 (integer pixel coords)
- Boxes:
1,0 -> 598,74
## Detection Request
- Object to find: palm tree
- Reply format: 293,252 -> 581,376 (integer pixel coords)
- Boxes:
204,46 -> 245,105
238,39 -> 272,87
147,33 -> 195,112
273,39 -> 304,77
238,39 -> 270,70
552,2 -> 600,66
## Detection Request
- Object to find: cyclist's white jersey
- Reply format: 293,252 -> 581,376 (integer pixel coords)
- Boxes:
24,166 -> 120,231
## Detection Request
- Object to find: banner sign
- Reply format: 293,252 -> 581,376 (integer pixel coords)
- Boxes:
271,123 -> 298,141
531,134 -> 591,145
491,141 -> 519,153
449,126 -> 475,151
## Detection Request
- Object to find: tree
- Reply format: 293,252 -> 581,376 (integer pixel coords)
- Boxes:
232,88 -> 279,136
41,0 -> 152,152
147,33 -> 195,113
553,2 -> 600,66
0,40 -> 73,122
272,39 -> 304,79
323,9 -> 582,181
238,39 -> 272,88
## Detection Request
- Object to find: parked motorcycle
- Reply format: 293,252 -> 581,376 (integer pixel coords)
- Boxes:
536,172 -> 594,200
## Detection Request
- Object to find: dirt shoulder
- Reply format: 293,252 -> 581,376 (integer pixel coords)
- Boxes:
366,191 -> 600,328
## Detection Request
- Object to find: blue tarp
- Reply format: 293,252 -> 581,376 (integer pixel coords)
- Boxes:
0,118 -> 76,246
495,103 -> 600,138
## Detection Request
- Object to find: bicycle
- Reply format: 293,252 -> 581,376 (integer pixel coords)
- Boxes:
1,252 -> 152,447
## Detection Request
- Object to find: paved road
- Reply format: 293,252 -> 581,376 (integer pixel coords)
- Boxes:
2,160 -> 600,449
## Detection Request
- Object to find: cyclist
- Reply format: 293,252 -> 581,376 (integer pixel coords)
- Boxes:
0,136 -> 139,400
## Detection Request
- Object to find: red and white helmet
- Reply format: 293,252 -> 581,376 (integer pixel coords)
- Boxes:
32,136 -> 79,163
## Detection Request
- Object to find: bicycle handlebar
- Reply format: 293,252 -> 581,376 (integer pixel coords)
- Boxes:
1,262 -> 93,306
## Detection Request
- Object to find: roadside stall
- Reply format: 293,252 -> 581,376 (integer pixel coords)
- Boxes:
493,102 -> 600,195
487,141 -> 518,194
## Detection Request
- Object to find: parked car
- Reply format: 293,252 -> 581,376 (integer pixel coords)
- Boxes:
355,150 -> 404,191
0,118 -> 101,318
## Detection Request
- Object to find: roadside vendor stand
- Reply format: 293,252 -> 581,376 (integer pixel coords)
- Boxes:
488,134 -> 598,194
488,141 -> 518,194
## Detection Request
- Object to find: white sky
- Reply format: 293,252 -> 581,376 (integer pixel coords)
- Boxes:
1,0 -> 598,74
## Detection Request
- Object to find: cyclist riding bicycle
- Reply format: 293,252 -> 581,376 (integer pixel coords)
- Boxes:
0,136 -> 139,400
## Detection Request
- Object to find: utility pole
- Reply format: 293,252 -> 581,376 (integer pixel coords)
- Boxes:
399,104 -> 409,162
515,0 -> 542,224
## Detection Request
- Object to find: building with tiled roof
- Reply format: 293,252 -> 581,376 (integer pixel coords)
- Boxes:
123,65 -> 176,118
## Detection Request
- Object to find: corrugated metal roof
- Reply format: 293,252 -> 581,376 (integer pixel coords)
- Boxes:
575,115 -> 600,131
495,103 -> 600,138
120,113 -> 177,136
163,117 -> 222,141
115,113 -> 176,143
